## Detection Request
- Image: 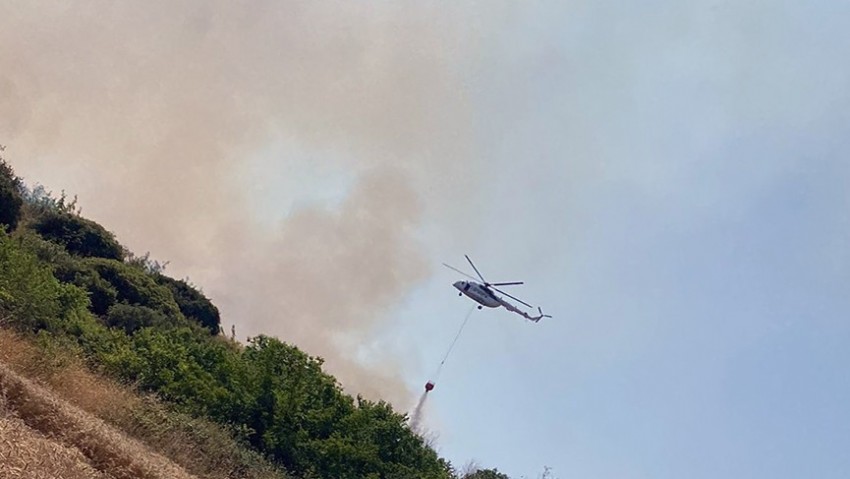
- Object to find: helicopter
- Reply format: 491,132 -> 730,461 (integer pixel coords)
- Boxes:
444,255 -> 551,323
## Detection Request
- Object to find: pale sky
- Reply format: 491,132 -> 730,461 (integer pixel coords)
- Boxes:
3,1 -> 850,477
397,2 -> 850,476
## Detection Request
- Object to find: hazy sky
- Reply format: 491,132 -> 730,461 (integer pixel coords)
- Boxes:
3,1 -> 849,477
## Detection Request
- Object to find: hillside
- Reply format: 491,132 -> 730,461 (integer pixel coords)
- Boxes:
0,155 -> 518,478
0,358 -> 197,479
0,327 -> 287,479
2,397 -> 113,479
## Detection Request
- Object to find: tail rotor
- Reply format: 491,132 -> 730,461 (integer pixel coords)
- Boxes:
534,307 -> 552,322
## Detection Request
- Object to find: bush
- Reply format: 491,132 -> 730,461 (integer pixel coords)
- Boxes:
0,231 -> 62,330
0,231 -> 93,333
0,157 -> 23,231
106,304 -> 169,335
11,231 -> 119,316
155,275 -> 221,334
83,258 -> 181,319
14,228 -> 76,267
70,266 -> 120,316
32,211 -> 123,260
129,327 -> 232,411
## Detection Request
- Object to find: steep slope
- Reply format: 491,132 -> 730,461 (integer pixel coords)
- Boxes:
1,398 -> 110,479
0,361 -> 198,479
0,157 -> 457,478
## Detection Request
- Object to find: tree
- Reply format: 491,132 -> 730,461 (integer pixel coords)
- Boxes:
236,335 -> 455,478
0,156 -> 23,231
464,469 -> 511,479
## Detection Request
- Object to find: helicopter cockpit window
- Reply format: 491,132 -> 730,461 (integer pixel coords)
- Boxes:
463,283 -> 471,291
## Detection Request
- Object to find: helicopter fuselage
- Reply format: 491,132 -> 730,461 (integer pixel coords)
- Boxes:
446,255 -> 550,322
453,281 -> 501,308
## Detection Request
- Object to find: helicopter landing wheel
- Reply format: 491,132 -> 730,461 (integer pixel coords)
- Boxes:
477,305 -> 483,310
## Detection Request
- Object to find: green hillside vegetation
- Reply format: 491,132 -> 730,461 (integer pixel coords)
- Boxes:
0,155 -> 519,479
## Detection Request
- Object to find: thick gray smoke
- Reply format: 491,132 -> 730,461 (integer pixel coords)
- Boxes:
0,1 -> 492,406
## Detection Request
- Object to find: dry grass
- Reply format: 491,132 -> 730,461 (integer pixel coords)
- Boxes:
1,394 -> 110,479
0,362 -> 198,479
105,400 -> 287,479
0,331 -> 133,417
0,328 -> 34,368
0,329 -> 288,479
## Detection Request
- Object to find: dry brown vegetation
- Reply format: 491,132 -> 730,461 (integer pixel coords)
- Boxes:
0,361 -> 197,479
1,396 -> 110,479
0,329 -> 287,479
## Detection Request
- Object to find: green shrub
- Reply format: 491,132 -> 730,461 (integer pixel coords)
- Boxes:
70,266 -> 119,316
155,275 -> 221,334
0,231 -> 62,330
129,327 -> 231,410
0,231 -> 94,332
0,157 -> 23,231
14,229 -> 76,266
11,231 -> 120,316
32,211 -> 124,260
83,258 -> 181,319
106,303 -> 169,335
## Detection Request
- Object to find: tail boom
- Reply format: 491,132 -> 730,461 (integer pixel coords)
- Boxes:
499,300 -> 551,323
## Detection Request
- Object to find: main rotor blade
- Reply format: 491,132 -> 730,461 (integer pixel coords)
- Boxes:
465,254 -> 486,283
490,281 -> 524,287
442,263 -> 478,281
492,286 -> 534,309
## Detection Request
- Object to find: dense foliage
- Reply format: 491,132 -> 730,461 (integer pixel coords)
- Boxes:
155,274 -> 221,334
0,157 -> 470,478
0,158 -> 23,230
32,211 -> 124,260
463,469 -> 511,479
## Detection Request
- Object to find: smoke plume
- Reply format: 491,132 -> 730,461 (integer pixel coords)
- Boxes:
0,1 -> 489,406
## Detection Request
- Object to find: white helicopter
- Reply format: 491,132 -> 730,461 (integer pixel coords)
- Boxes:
444,255 -> 551,323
